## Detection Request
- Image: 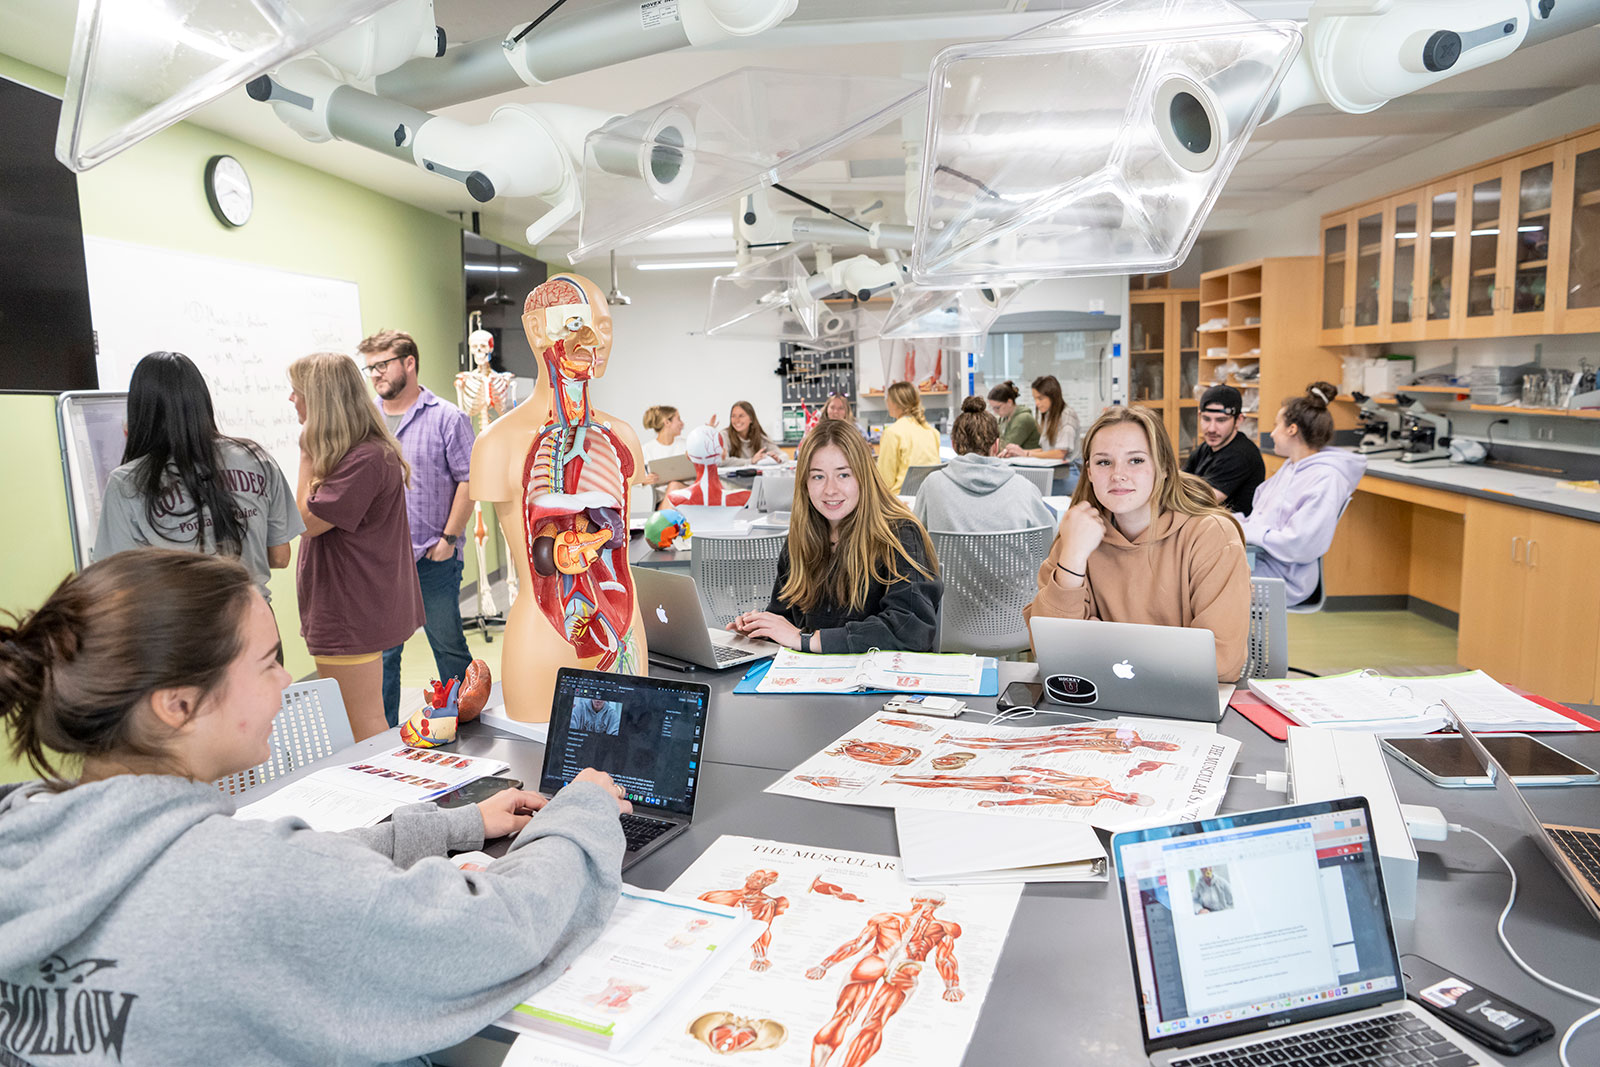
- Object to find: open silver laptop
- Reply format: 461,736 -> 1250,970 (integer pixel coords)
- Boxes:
540,667 -> 709,871
1030,617 -> 1223,722
1451,710 -> 1600,924
636,568 -> 779,671
1112,797 -> 1503,1067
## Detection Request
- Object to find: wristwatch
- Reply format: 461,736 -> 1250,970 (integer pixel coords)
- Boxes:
801,631 -> 814,653
441,533 -> 459,547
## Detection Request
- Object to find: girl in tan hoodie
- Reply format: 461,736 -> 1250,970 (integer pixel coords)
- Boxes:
1025,405 -> 1251,682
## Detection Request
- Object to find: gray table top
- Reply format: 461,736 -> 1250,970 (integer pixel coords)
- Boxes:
257,676 -> 1600,1065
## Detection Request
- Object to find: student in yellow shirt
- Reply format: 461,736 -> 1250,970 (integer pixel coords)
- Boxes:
875,381 -> 942,494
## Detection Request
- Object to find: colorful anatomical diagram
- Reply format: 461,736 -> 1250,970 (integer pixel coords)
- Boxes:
877,718 -> 932,732
665,424 -> 749,507
687,1012 -> 788,1055
919,349 -> 943,392
467,273 -> 648,721
930,752 -> 974,771
887,766 -> 1154,809
806,891 -> 963,1067
935,725 -> 1182,756
827,740 -> 920,767
584,977 -> 649,1013
698,870 -> 790,972
794,774 -> 866,790
665,917 -> 712,949
810,875 -> 865,903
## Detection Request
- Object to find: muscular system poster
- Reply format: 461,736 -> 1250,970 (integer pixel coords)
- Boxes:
766,714 -> 1239,829
507,836 -> 1022,1067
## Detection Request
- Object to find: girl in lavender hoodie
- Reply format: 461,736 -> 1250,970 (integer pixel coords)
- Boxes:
1239,382 -> 1367,605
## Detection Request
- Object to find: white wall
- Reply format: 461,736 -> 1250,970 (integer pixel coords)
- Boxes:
1199,85 -> 1600,267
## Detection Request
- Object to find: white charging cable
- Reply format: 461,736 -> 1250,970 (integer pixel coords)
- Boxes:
1451,822 -> 1600,1067
983,704 -> 1097,726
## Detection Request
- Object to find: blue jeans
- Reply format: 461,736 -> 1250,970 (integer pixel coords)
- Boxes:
383,555 -> 472,727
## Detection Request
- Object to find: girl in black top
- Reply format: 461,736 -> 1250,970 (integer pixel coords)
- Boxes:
730,420 -> 941,653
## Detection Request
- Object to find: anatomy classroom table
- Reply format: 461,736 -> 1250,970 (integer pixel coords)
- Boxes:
252,666 -> 1600,1065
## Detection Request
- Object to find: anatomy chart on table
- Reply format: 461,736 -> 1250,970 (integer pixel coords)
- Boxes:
766,714 -> 1239,829
509,836 -> 1022,1067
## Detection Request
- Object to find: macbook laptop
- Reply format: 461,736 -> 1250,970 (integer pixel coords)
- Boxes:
636,568 -> 779,670
541,667 -> 710,870
1030,617 -> 1224,722
646,454 -> 696,483
1450,710 -> 1600,924
1112,797 -> 1504,1067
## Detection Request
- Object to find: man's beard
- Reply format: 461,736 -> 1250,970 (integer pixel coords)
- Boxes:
375,377 -> 403,399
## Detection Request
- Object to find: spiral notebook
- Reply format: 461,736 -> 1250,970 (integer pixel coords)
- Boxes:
1245,669 -> 1589,736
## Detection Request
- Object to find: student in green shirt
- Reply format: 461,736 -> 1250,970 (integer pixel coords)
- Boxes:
987,380 -> 1040,450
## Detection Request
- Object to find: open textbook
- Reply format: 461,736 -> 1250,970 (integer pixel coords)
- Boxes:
498,889 -> 761,1059
1247,669 -> 1585,735
754,649 -> 989,695
505,835 -> 1022,1067
232,745 -> 510,832
766,713 -> 1238,830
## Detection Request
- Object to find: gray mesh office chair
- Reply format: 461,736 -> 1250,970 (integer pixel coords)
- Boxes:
690,531 -> 789,628
930,526 -> 1054,656
1245,577 -> 1289,681
900,463 -> 945,496
1011,466 -> 1051,494
215,678 -> 352,798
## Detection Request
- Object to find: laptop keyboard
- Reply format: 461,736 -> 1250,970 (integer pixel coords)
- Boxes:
711,643 -> 749,663
619,813 -> 676,851
1549,827 -> 1600,887
1171,1011 -> 1477,1067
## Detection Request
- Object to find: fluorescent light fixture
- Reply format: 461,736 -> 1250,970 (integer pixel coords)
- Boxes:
1470,228 -> 1500,236
636,258 -> 738,271
1517,225 -> 1543,233
464,264 -> 521,272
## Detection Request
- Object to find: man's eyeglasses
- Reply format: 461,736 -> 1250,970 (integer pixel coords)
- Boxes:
364,355 -> 404,376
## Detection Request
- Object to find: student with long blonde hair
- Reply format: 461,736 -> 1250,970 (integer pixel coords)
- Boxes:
1025,405 -> 1250,681
289,352 -> 423,740
876,380 -> 941,494
732,420 -> 941,653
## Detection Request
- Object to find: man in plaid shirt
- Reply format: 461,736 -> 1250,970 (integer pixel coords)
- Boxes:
361,330 -> 476,726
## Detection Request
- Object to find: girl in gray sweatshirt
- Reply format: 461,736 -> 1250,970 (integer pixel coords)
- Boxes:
912,397 -> 1058,534
0,550 -> 628,1067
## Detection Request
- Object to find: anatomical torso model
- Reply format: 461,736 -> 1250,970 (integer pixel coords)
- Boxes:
468,274 -> 647,721
455,328 -> 518,619
664,423 -> 749,507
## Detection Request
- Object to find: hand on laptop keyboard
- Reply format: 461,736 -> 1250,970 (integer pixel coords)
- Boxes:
572,768 -> 633,814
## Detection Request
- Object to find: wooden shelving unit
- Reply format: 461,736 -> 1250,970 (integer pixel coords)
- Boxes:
1129,288 -> 1200,456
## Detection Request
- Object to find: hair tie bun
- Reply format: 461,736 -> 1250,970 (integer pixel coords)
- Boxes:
1309,386 -> 1329,405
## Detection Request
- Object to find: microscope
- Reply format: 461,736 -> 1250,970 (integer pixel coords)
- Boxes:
1350,392 -> 1401,455
1394,394 -> 1451,463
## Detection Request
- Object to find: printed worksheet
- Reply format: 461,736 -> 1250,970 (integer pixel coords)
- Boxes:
506,835 -> 1022,1067
233,746 -> 509,831
765,713 -> 1239,830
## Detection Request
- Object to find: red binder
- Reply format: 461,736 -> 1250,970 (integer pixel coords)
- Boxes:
1229,687 -> 1600,742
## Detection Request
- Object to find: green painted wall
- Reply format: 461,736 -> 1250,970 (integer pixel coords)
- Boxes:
1,54 -> 494,782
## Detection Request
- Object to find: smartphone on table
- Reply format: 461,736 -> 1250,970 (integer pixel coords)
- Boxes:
1381,734 -> 1599,787
433,775 -> 524,808
996,681 -> 1043,712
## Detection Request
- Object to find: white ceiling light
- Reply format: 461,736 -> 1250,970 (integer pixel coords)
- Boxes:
464,263 -> 521,272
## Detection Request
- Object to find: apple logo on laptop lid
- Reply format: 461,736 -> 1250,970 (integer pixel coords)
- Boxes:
656,605 -> 669,625
1113,659 -> 1135,680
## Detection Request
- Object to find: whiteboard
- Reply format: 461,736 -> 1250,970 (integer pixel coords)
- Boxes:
82,237 -> 364,490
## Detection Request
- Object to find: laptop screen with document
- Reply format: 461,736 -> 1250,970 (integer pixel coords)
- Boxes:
542,668 -> 709,816
1112,798 -> 1403,1053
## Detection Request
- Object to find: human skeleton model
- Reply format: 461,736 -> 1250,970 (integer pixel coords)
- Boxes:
698,869 -> 789,972
467,273 -> 647,721
664,424 -> 750,507
827,740 -> 921,767
936,725 -> 1183,756
455,328 -> 519,618
886,767 -> 1154,809
806,891 -> 963,1067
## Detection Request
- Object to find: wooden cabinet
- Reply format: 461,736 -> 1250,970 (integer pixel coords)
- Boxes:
1128,289 -> 1199,457
1319,122 -> 1599,343
1553,128 -> 1600,334
1204,257 -> 1337,447
1456,500 -> 1600,704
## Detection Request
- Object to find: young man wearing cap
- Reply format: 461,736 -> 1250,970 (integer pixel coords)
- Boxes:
1183,384 -> 1265,515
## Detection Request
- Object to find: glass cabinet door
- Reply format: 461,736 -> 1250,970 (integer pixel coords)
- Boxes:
1510,156 -> 1554,324
1353,209 -> 1383,329
1423,184 -> 1458,331
1178,297 -> 1199,400
1561,138 -> 1600,332
1389,198 -> 1419,333
1321,219 -> 1348,336
1129,299 -> 1165,403
1465,171 -> 1503,326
